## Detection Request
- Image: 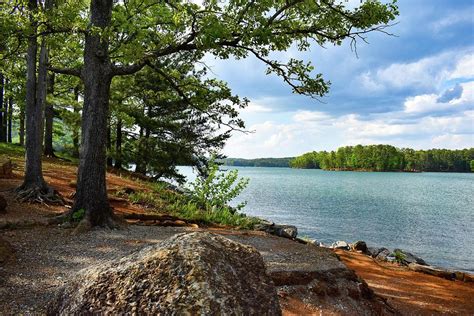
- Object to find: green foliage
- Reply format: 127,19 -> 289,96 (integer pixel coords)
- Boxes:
471,160 -> 474,172
393,250 -> 406,265
169,200 -> 260,230
222,157 -> 293,168
72,208 -> 85,222
120,178 -> 258,229
0,142 -> 25,158
290,145 -> 474,172
188,159 -> 249,212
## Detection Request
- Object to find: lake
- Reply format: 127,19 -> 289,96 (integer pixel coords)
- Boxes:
177,167 -> 474,273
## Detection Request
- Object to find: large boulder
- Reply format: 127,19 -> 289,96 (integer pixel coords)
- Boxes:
49,232 -> 281,315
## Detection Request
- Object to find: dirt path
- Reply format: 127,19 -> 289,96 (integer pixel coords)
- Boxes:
335,250 -> 474,315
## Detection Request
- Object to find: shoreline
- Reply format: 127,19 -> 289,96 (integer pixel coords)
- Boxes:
254,220 -> 474,281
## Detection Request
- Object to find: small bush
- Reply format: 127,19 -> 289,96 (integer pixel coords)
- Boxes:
393,250 -> 406,264
188,158 -> 249,212
72,208 -> 85,222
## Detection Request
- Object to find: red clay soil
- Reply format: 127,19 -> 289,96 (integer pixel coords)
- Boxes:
0,158 -> 155,219
335,249 -> 474,315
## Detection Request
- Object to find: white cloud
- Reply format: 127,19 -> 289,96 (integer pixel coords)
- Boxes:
403,81 -> 473,113
449,54 -> 474,79
356,49 -> 473,92
242,102 -> 273,113
293,110 -> 332,122
432,10 -> 474,32
224,108 -> 474,157
404,94 -> 441,113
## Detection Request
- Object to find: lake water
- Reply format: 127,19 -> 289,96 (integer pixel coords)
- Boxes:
177,167 -> 474,272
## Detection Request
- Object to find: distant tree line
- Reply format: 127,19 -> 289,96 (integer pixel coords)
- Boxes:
221,158 -> 292,168
290,145 -> 474,172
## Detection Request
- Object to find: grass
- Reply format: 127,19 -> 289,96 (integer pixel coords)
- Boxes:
125,182 -> 260,229
0,143 -> 25,161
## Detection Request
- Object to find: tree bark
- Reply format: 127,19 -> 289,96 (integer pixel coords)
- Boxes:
0,73 -> 4,142
71,0 -> 116,228
135,125 -> 148,175
72,85 -> 80,158
106,120 -> 113,167
1,78 -> 7,142
114,118 -> 122,169
7,97 -> 12,143
44,73 -> 55,157
19,106 -> 25,146
16,0 -> 52,201
36,37 -> 48,147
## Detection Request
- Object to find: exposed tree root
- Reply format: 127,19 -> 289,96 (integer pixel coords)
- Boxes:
122,213 -> 183,222
73,213 -> 126,234
47,208 -> 75,226
15,184 -> 65,205
49,208 -> 127,233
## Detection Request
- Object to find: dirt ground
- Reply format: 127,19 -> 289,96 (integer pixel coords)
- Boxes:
335,250 -> 474,315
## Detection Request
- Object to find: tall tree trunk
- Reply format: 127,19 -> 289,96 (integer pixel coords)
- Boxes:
106,120 -> 113,167
7,97 -> 12,143
16,0 -> 55,202
0,73 -> 4,142
72,85 -> 80,158
135,125 -> 147,175
1,78 -> 7,142
19,106 -> 25,146
36,38 -> 48,151
72,0 -> 116,228
44,73 -> 55,157
114,118 -> 122,169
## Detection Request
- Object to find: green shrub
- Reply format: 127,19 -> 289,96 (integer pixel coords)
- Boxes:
72,208 -> 85,222
188,158 -> 249,212
393,250 -> 406,264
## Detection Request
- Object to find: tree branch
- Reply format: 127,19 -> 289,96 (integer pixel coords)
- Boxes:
48,65 -> 82,77
111,60 -> 147,76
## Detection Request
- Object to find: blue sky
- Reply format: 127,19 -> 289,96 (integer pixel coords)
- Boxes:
207,0 -> 474,158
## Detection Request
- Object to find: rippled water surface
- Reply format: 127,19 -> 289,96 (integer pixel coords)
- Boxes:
178,167 -> 474,272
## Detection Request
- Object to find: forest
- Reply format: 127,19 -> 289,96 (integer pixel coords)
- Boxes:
290,145 -> 474,172
0,0 -> 398,228
221,157 -> 292,168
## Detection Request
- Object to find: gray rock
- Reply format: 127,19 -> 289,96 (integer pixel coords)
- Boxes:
375,249 -> 391,261
255,223 -> 298,239
368,247 -> 388,258
49,232 -> 281,315
393,248 -> 427,265
351,241 -> 368,253
408,263 -> 456,280
332,241 -> 350,250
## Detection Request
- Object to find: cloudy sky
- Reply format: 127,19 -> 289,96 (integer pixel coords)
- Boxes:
207,0 -> 474,158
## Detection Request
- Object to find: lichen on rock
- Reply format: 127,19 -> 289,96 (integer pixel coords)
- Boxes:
48,232 -> 281,315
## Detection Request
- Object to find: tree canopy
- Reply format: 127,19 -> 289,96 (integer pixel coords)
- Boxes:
0,0 -> 399,227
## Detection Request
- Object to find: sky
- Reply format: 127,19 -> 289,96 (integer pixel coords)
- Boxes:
202,0 -> 474,158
